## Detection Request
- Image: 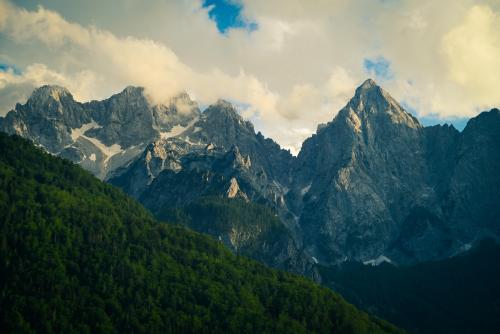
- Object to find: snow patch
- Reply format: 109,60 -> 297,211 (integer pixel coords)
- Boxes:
160,117 -> 199,139
301,183 -> 312,196
71,121 -> 102,141
71,121 -> 124,165
363,255 -> 392,266
311,256 -> 319,264
82,136 -> 122,165
183,136 -> 200,146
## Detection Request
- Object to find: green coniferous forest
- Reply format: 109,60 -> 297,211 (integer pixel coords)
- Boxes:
0,133 -> 403,333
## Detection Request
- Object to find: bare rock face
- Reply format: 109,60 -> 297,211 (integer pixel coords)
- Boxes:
292,80 -> 500,265
0,85 -> 200,179
109,101 -> 295,228
226,177 -> 249,201
290,79 -> 428,263
184,99 -> 294,186
133,143 -> 291,220
0,86 -> 91,152
387,110 -> 500,264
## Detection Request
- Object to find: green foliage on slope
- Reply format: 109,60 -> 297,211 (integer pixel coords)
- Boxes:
0,133 -> 402,334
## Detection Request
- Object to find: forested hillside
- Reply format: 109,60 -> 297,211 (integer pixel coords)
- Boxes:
0,133 -> 402,333
157,197 -> 315,276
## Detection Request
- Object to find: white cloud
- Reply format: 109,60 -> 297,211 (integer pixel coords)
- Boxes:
442,5 -> 500,104
0,0 -> 499,153
0,63 -> 103,113
1,2 -> 90,47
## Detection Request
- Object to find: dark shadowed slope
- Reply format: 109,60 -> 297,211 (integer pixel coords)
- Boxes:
319,240 -> 500,334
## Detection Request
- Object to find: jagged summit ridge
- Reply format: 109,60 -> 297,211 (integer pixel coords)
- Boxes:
214,98 -> 236,109
0,85 -> 201,179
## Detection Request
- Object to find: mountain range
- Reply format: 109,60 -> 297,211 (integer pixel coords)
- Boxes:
1,79 -> 499,271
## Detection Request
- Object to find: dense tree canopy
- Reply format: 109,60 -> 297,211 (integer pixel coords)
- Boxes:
0,134 -> 402,333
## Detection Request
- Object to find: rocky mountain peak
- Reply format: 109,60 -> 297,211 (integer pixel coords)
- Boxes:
340,79 -> 421,130
26,85 -> 75,110
352,78 -> 382,101
29,85 -> 72,100
164,91 -> 199,117
108,86 -> 148,107
204,99 -> 241,119
121,85 -> 145,96
172,91 -> 195,103
214,98 -> 235,109
463,108 -> 500,134
358,78 -> 378,90
200,99 -> 255,137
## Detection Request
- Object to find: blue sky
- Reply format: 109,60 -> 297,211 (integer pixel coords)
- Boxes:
401,102 -> 469,131
202,0 -> 257,33
0,63 -> 21,75
363,57 -> 393,81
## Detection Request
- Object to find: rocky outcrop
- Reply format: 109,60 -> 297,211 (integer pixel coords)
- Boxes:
226,177 -> 249,200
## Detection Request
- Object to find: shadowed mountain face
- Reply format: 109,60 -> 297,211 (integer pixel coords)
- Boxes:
1,80 -> 499,269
